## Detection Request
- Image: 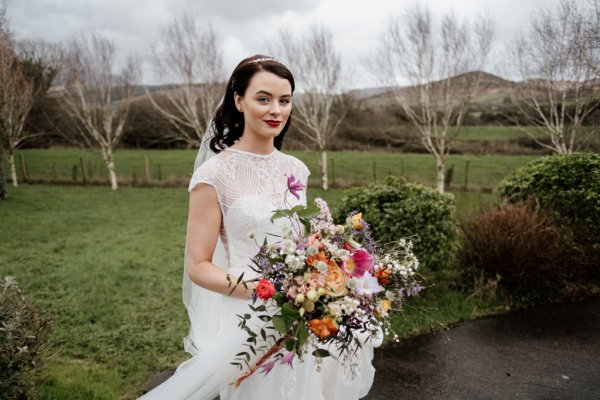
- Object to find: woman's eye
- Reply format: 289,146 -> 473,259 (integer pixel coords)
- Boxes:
280,99 -> 291,105
258,97 -> 269,103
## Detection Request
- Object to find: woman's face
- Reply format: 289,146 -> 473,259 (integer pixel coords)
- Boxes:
234,71 -> 293,143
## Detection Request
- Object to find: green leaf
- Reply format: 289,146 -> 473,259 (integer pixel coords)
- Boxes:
282,303 -> 300,322
272,315 -> 289,333
296,323 -> 308,348
285,339 -> 295,351
312,348 -> 331,358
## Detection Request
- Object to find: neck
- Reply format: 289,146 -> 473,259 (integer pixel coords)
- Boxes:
232,135 -> 276,155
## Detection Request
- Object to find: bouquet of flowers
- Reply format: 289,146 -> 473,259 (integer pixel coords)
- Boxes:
231,175 -> 423,387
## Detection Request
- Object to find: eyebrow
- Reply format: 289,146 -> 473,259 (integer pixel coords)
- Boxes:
255,90 -> 292,98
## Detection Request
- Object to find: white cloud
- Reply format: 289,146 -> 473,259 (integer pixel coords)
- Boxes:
6,0 -> 561,88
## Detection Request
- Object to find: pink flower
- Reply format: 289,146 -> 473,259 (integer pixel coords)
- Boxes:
345,249 -> 375,278
280,351 -> 294,367
287,174 -> 305,200
260,360 -> 276,376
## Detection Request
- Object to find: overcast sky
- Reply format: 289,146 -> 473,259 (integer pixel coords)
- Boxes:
7,0 -> 560,88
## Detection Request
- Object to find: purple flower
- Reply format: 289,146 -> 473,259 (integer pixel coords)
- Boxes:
287,174 -> 305,200
280,351 -> 294,368
260,360 -> 276,376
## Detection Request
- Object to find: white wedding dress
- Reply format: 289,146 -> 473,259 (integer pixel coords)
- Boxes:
139,147 -> 376,400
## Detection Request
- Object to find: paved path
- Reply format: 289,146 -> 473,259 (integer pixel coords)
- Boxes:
364,296 -> 600,400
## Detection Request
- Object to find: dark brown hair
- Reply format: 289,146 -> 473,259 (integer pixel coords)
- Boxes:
209,55 -> 295,153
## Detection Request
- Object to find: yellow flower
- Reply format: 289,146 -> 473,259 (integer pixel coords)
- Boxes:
375,299 -> 392,318
351,213 -> 363,230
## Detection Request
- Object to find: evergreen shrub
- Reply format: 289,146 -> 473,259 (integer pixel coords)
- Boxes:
498,152 -> 600,268
334,176 -> 460,273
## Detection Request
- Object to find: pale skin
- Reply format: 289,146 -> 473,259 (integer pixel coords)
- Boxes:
187,71 -> 293,300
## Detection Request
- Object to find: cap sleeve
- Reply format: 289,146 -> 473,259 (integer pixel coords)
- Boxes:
188,157 -> 219,193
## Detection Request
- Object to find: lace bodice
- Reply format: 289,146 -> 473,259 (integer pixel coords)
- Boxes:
188,148 -> 310,278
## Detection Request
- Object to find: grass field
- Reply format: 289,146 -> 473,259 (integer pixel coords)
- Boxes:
11,148 -> 539,191
0,183 -> 504,399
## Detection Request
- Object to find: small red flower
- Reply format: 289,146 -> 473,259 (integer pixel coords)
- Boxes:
256,279 -> 276,300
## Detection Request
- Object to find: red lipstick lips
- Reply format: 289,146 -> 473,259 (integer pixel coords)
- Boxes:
265,120 -> 281,127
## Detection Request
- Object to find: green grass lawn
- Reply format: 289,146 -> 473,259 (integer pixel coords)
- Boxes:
12,148 -> 538,191
0,184 -> 505,399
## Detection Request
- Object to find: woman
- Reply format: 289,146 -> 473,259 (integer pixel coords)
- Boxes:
139,55 -> 377,400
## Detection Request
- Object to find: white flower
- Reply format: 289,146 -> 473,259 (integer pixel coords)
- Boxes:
347,277 -> 359,290
295,293 -> 305,304
281,239 -> 296,255
335,225 -> 345,234
307,289 -> 318,302
355,272 -> 384,297
315,261 -> 328,275
285,255 -> 303,270
282,226 -> 292,237
299,307 -> 305,317
306,245 -> 319,256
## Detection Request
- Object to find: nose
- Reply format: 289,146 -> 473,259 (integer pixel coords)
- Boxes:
269,101 -> 281,115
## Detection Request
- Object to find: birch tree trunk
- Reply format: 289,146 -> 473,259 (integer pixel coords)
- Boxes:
102,147 -> 118,190
435,156 -> 445,194
320,150 -> 328,191
7,151 -> 16,187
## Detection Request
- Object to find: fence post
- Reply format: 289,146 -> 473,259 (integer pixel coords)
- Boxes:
79,156 -> 88,184
133,166 -> 137,185
72,165 -> 78,182
52,164 -> 57,181
464,160 -> 470,190
19,154 -> 29,182
157,164 -> 162,182
144,156 -> 150,185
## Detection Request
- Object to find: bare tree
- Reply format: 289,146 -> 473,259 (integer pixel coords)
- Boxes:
512,0 -> 600,154
58,31 -> 139,190
373,5 -> 494,194
0,1 -> 10,198
0,27 -> 34,188
272,24 -> 353,191
146,14 -> 224,148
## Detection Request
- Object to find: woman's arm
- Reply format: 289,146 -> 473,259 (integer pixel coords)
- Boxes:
187,183 -> 256,300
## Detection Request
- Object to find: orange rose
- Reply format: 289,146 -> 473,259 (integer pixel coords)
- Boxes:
324,264 -> 348,297
307,250 -> 327,268
309,318 -> 338,340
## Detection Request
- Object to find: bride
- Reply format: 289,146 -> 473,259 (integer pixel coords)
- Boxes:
139,55 -> 379,400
